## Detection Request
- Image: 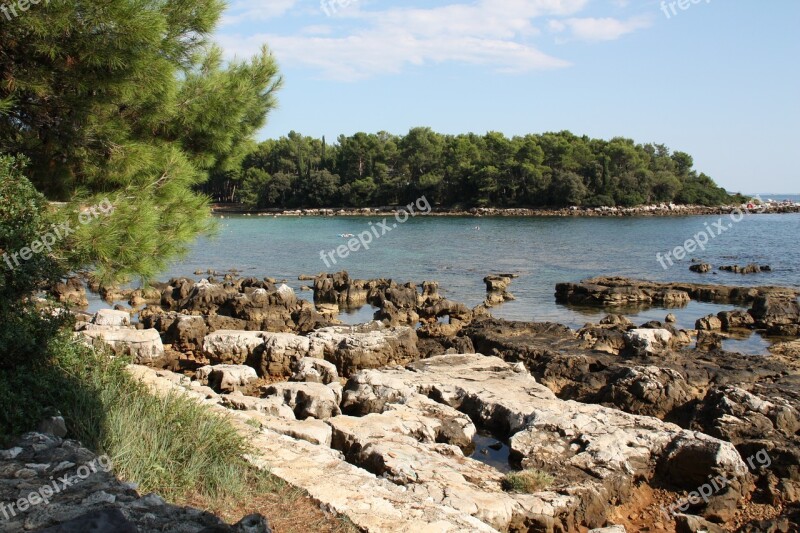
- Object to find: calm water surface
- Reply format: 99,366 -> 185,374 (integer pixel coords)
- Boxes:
110,213 -> 800,354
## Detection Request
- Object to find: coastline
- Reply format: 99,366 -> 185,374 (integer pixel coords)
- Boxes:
211,202 -> 800,218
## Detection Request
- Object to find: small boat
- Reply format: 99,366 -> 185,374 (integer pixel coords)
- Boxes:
338,233 -> 355,238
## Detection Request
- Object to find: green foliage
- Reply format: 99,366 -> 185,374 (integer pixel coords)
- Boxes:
1,0 -> 282,284
228,130 -> 735,209
0,155 -> 68,369
502,469 -> 555,493
674,173 -> 733,206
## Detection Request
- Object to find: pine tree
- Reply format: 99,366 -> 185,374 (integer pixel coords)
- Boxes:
0,0 -> 282,283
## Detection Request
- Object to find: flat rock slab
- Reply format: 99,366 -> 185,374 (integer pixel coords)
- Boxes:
246,431 -> 499,533
352,355 -> 751,519
327,403 -> 579,531
126,365 -> 497,532
79,327 -> 164,365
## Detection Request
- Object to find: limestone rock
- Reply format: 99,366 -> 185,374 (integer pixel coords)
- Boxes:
80,327 -> 164,365
208,365 -> 258,393
341,370 -> 417,416
717,310 -> 755,330
484,274 -> 518,307
625,328 -> 673,355
674,514 -> 725,533
203,330 -> 266,365
690,263 -> 712,274
594,366 -> 695,419
50,277 -> 89,307
262,382 -> 341,420
307,322 -> 419,376
750,296 -> 800,328
220,391 -> 296,419
290,357 -> 339,385
251,414 -> 332,446
93,309 -> 131,327
361,355 -> 752,521
258,333 -> 313,377
696,315 -> 723,331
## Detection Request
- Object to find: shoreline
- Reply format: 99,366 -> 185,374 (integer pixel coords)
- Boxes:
211,203 -> 800,218
69,273 -> 800,532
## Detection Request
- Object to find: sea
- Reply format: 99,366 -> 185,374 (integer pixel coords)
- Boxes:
93,205 -> 800,355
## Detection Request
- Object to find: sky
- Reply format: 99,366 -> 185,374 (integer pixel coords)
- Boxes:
215,0 -> 800,194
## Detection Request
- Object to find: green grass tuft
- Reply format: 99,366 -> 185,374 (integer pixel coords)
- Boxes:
0,333 -> 361,530
1,334 -> 270,502
502,469 -> 555,493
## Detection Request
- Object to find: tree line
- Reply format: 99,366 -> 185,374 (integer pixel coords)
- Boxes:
205,129 -> 738,209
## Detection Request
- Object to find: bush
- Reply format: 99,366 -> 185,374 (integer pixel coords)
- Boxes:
502,469 -> 555,493
585,194 -> 616,208
0,154 -> 67,369
675,174 -> 733,206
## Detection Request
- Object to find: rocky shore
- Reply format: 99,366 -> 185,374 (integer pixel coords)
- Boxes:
212,202 -> 800,218
43,273 -> 800,531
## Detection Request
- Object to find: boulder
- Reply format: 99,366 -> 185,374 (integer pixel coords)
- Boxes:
594,366 -> 696,419
690,386 -> 800,444
600,314 -> 633,327
483,274 -> 518,307
625,328 -> 673,355
207,365 -> 258,393
258,333 -> 313,377
203,330 -> 266,365
719,264 -> 770,275
750,296 -> 800,328
674,514 -> 725,533
696,315 -> 723,331
307,323 -> 419,376
290,357 -> 339,385
93,309 -> 131,327
50,277 -> 89,307
578,325 -> 628,355
262,382 -> 341,420
341,370 -> 416,416
80,327 -> 164,365
717,310 -> 755,330
696,331 -> 723,351
690,263 -> 712,274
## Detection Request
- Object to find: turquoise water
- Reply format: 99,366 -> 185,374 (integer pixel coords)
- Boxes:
151,213 -> 799,351
81,212 -> 799,353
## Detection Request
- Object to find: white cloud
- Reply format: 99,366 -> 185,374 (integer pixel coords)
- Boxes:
221,0 -> 299,25
549,16 -> 652,42
217,0 -> 651,79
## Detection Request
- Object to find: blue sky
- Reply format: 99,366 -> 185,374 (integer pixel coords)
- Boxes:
216,0 -> 799,193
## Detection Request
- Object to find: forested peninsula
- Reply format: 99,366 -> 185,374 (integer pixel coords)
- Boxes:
205,129 -> 740,209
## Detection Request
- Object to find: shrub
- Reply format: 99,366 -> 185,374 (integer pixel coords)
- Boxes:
502,469 -> 555,493
0,154 -> 67,369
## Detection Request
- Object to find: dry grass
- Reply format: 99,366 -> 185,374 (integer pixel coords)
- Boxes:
183,470 -> 358,533
502,469 -> 555,493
